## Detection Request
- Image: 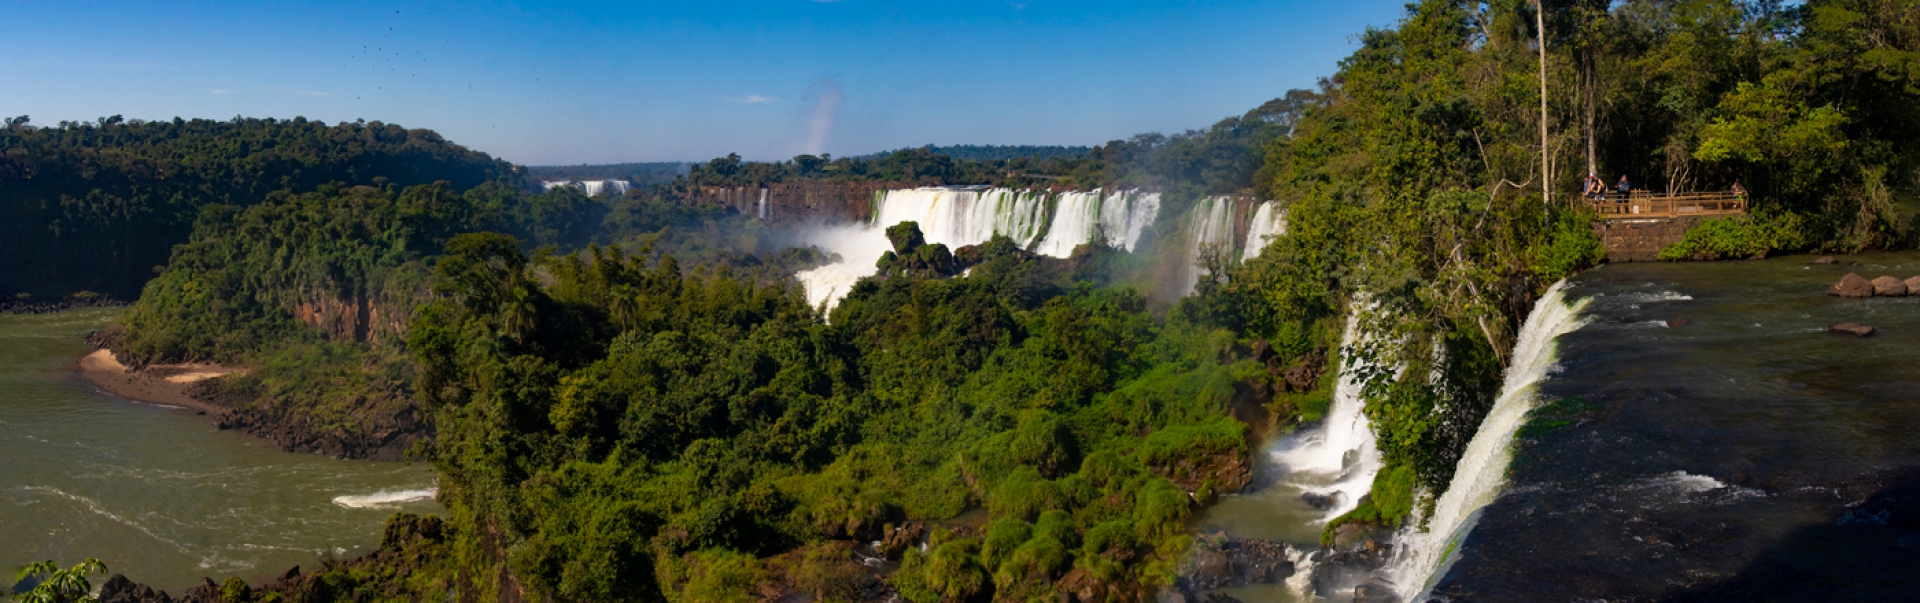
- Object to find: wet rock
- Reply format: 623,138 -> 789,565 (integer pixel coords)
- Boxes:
1177,534 -> 1296,592
1667,317 -> 1690,328
1830,322 -> 1876,337
98,574 -> 172,603
1310,545 -> 1394,600
1871,276 -> 1908,297
1814,256 -> 1837,265
1829,273 -> 1873,298
1302,491 -> 1342,511
1906,276 -> 1920,296
1353,577 -> 1402,603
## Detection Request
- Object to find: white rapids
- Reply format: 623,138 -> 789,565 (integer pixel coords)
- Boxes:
331,489 -> 437,509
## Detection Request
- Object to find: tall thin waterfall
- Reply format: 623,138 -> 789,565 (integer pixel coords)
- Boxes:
1180,196 -> 1238,295
540,180 -> 632,196
796,187 -> 1163,311
1032,190 -> 1162,257
757,189 -> 768,220
1271,313 -> 1383,521
1384,280 -> 1591,598
1241,201 -> 1287,261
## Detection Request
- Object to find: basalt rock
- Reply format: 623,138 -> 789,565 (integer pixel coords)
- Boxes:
98,574 -> 173,603
1814,256 -> 1837,265
1829,273 -> 1873,298
1176,532 -> 1295,593
209,379 -> 428,461
1871,276 -> 1908,297
1908,276 -> 1920,295
1830,322 -> 1876,337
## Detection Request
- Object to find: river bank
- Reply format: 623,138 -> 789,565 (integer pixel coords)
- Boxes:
1,309 -> 440,593
75,348 -> 241,415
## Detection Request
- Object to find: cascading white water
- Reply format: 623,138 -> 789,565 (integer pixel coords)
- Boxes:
757,189 -> 768,220
1271,313 -> 1384,522
1240,201 -> 1287,261
1180,196 -> 1238,295
795,187 -> 1163,311
1031,189 -> 1162,256
1383,280 -> 1591,598
541,180 -> 632,196
868,187 -> 1052,249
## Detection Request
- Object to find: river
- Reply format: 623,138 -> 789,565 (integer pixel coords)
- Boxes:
0,309 -> 438,593
1425,252 -> 1920,600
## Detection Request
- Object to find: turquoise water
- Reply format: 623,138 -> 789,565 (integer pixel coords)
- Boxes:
0,309 -> 438,593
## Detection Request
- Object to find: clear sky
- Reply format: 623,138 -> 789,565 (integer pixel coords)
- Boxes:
2,1 -> 1408,165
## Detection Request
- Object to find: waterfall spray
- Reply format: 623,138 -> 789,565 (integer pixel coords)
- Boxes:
1383,280 -> 1591,598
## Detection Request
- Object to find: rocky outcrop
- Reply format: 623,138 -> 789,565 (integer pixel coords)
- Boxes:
1871,276 -> 1908,297
1176,533 -> 1296,593
284,287 -> 412,345
1829,273 -> 1874,298
212,384 -> 427,461
1908,276 -> 1920,294
1829,322 -> 1876,337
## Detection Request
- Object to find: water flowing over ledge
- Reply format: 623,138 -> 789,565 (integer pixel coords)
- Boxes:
1382,280 -> 1591,599
1270,313 -> 1382,523
540,179 -> 632,196
794,187 -> 1160,310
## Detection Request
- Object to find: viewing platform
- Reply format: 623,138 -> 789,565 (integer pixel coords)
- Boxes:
1586,190 -> 1748,262
1587,190 -> 1747,221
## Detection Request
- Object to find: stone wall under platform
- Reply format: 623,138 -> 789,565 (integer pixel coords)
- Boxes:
1591,216 -> 1703,262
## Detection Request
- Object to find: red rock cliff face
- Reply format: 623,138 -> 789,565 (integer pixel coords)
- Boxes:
689,182 -> 918,224
285,288 -> 413,345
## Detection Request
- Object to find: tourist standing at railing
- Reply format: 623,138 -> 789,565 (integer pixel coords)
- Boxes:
1584,172 -> 1603,201
1617,175 -> 1631,198
1731,180 -> 1746,200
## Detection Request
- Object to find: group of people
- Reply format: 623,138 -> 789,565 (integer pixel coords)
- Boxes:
1582,173 -> 1632,201
1580,172 -> 1747,201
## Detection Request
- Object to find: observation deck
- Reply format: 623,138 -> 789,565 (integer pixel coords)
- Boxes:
1587,191 -> 1747,221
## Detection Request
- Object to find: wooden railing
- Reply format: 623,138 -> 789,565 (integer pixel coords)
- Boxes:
1586,190 -> 1748,219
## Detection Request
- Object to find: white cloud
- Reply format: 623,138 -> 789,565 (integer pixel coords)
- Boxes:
282,89 -> 331,97
728,95 -> 777,104
210,89 -> 236,95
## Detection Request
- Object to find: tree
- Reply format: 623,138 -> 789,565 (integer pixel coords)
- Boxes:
13,558 -> 106,603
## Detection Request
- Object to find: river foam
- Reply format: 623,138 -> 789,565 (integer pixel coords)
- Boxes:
332,489 -> 436,508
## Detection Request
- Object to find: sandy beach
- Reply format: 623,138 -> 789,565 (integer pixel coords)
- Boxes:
76,349 -> 243,413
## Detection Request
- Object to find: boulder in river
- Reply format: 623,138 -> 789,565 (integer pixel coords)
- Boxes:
1907,276 -> 1920,295
1814,256 -> 1837,265
1871,276 -> 1908,297
1829,322 -> 1876,337
1829,273 -> 1873,298
1667,317 -> 1690,328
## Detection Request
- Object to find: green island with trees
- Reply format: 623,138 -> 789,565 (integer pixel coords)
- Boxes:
8,0 -> 1920,601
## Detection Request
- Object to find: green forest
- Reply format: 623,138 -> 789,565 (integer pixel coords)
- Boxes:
9,0 -> 1920,601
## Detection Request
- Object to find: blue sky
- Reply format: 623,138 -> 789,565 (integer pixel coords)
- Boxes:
1,1 -> 1408,165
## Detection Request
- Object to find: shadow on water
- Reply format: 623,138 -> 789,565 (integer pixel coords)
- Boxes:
1665,468 -> 1920,602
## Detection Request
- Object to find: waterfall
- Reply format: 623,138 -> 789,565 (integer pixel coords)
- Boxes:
795,187 -> 1162,312
1031,189 -> 1162,257
868,187 -> 1052,249
1270,313 -> 1384,522
757,189 -> 768,220
1240,201 -> 1287,261
1180,196 -> 1238,295
1383,280 -> 1591,598
540,180 -> 632,196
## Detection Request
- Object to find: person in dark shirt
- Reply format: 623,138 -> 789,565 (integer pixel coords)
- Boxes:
1617,175 -> 1632,198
